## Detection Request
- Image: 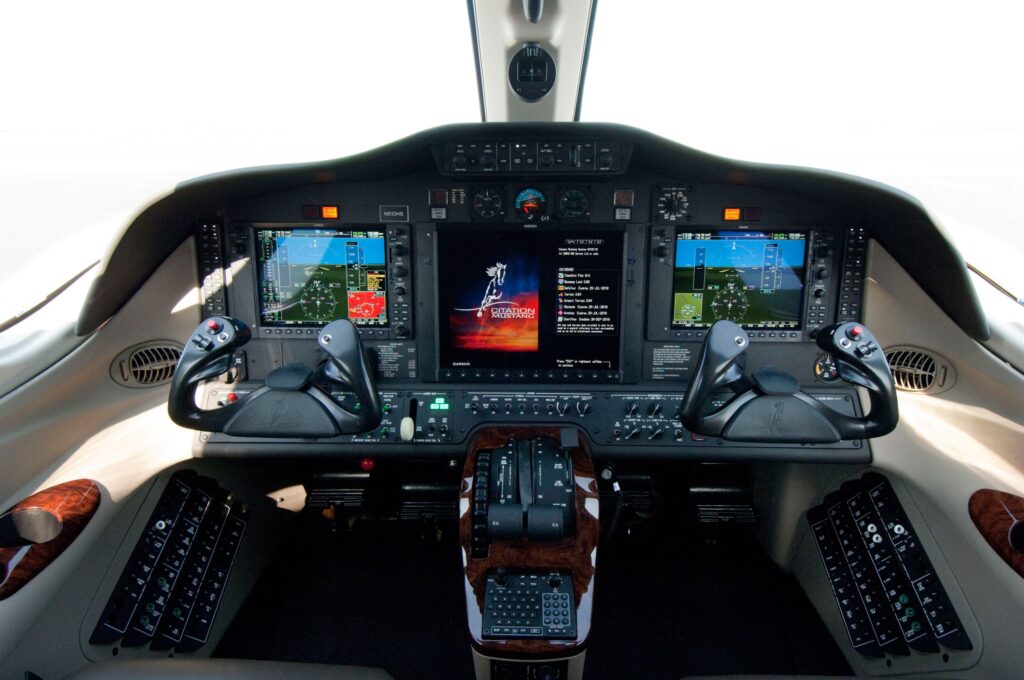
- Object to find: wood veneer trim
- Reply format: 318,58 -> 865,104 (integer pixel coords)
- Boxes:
0,479 -> 102,600
968,488 -> 1024,579
459,426 -> 599,657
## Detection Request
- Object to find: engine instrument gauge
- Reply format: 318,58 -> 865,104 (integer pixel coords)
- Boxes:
814,353 -> 840,382
556,189 -> 590,220
514,187 -> 547,220
472,189 -> 504,219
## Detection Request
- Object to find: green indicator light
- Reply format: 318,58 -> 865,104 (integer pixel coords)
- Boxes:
383,404 -> 392,413
899,594 -> 909,604
440,404 -> 449,410
173,608 -> 182,618
140,616 -> 150,626
911,621 -> 921,632
429,404 -> 438,410
905,608 -> 915,618
145,602 -> 155,613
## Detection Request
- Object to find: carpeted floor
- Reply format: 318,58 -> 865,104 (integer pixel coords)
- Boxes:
216,512 -> 849,679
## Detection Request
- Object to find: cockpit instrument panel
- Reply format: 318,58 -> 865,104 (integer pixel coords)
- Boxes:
255,228 -> 388,328
671,231 -> 807,330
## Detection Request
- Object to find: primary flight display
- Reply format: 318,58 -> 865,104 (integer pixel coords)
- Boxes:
255,227 -> 388,327
671,231 -> 807,329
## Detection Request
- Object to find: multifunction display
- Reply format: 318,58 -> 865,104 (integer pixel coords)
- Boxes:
437,228 -> 623,373
672,231 -> 806,329
255,228 -> 388,327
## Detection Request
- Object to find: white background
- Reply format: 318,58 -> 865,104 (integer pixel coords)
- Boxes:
1,0 -> 1021,321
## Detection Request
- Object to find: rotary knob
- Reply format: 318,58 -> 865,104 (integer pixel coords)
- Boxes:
576,401 -> 592,416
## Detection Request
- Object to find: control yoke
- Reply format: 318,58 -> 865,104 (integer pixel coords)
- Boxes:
168,317 -> 382,438
679,320 -> 899,443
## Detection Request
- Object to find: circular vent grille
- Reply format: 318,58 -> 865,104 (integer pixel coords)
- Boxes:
884,346 -> 955,394
110,341 -> 183,388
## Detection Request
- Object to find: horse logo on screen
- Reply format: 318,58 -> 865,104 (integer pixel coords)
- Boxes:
455,262 -> 519,318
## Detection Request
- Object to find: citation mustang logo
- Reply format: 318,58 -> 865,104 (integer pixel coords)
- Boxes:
454,262 -> 536,320
449,258 -> 539,352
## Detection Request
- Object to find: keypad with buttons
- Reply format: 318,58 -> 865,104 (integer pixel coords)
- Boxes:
482,569 -> 576,640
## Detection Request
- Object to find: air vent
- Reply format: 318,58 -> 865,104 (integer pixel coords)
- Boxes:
885,346 -> 956,394
110,341 -> 183,388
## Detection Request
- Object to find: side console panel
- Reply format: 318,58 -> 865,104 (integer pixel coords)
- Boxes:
796,471 -> 981,675
78,462 -> 297,663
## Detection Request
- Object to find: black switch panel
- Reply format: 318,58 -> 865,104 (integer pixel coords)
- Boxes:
151,493 -> 230,650
90,471 -> 247,653
861,472 -> 972,650
197,223 -> 227,318
808,473 -> 972,658
481,569 -> 576,640
90,475 -> 192,645
837,227 -> 867,323
823,488 -> 908,656
807,505 -> 884,658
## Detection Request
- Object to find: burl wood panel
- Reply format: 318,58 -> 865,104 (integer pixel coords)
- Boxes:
459,426 -> 599,659
969,489 -> 1024,579
0,479 -> 101,600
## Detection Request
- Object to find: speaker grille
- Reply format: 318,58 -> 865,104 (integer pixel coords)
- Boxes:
111,342 -> 182,387
885,347 -> 951,393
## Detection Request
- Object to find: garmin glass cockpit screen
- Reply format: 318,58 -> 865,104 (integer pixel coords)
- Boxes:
255,227 -> 388,327
437,228 -> 623,373
671,231 -> 807,329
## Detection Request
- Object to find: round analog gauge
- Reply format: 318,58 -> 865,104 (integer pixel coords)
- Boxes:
556,189 -> 589,220
814,353 -> 840,382
472,189 -> 504,219
514,187 -> 547,219
655,187 -> 690,222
